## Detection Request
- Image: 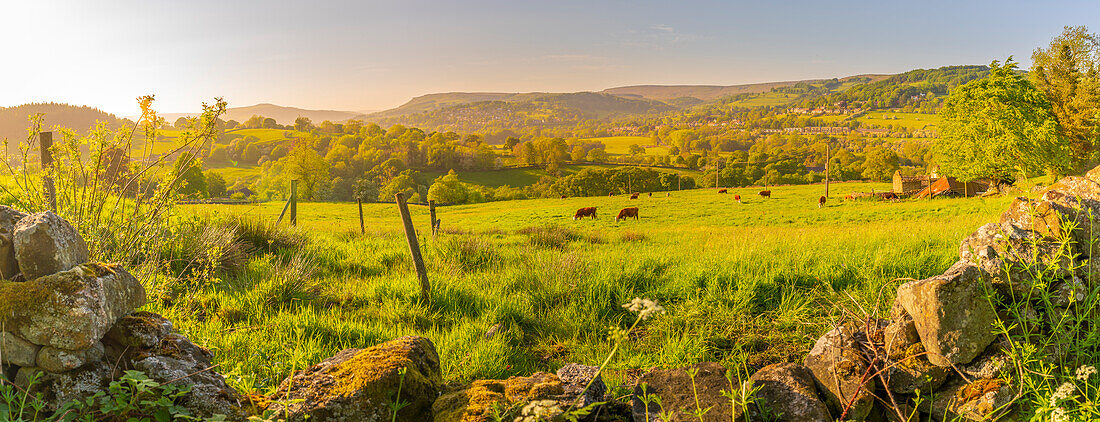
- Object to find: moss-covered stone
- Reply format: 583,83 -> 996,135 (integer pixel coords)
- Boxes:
271,336 -> 441,422
13,211 -> 89,281
2,264 -> 145,350
434,372 -> 566,422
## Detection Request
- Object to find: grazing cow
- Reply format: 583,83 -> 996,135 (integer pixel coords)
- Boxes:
573,207 -> 597,220
561,195 -> 568,199
616,207 -> 639,222
630,193 -> 640,199
666,192 -> 670,197
759,190 -> 771,199
818,195 -> 826,208
881,192 -> 899,200
844,194 -> 855,200
648,192 -> 652,197
609,192 -> 615,197
718,189 -> 728,194
734,194 -> 741,203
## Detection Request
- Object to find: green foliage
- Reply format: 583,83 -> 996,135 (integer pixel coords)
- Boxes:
937,59 -> 1071,181
860,147 -> 899,181
54,370 -> 207,421
173,153 -> 208,199
427,170 -> 470,204
1030,25 -> 1100,168
205,171 -> 227,198
280,139 -> 330,200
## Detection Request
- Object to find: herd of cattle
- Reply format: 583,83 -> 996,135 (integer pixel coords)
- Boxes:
572,189 -> 831,222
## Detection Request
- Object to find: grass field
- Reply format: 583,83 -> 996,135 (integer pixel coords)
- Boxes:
160,181 -> 1017,395
421,164 -> 701,188
731,92 -> 800,107
583,136 -> 656,155
856,111 -> 939,131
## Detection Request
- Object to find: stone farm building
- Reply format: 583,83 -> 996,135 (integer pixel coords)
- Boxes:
892,170 -> 990,197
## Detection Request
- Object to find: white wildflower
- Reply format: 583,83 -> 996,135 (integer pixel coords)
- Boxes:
1051,382 -> 1076,405
1077,365 -> 1097,381
1051,407 -> 1068,422
622,297 -> 665,320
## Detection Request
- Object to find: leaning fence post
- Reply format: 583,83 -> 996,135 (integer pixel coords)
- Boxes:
396,193 -> 431,301
39,132 -> 56,211
428,199 -> 439,237
358,197 -> 365,234
290,179 -> 298,226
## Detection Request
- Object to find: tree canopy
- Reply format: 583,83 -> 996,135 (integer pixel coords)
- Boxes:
936,59 -> 1072,181
1030,25 -> 1100,169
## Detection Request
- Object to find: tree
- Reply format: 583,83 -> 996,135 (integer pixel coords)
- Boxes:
937,59 -> 1072,181
504,136 -> 522,150
860,147 -> 899,181
171,153 -> 207,198
571,145 -> 587,161
586,148 -> 608,163
1030,26 -> 1100,168
427,170 -> 469,204
280,140 -> 330,200
205,171 -> 227,198
262,118 -> 278,129
378,171 -> 418,201
628,144 -> 645,155
294,117 -> 314,132
244,115 -> 264,129
174,117 -> 189,129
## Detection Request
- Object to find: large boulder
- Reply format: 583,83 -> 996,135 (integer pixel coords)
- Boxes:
804,324 -> 876,421
12,211 -> 89,281
37,342 -> 104,373
630,362 -> 745,422
895,262 -> 996,367
433,372 -> 568,422
0,206 -> 27,279
749,362 -> 831,422
1,263 -> 146,350
918,377 -> 1016,422
272,336 -> 442,422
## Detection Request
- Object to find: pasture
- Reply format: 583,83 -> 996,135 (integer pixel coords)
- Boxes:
162,182 -> 1017,395
856,111 -> 939,131
582,136 -> 657,155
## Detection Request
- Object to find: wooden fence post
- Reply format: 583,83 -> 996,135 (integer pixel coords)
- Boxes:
396,193 -> 431,301
358,197 -> 365,234
40,132 -> 56,211
824,142 -> 830,199
428,199 -> 439,237
276,196 -> 292,225
290,179 -> 298,226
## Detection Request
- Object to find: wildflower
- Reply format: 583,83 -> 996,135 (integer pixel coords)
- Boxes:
1051,381 -> 1076,406
1051,407 -> 1068,422
1077,365 -> 1097,381
622,297 -> 666,320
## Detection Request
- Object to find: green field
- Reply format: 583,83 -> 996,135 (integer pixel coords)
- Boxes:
731,92 -> 801,107
856,111 -> 939,131
163,181 -> 1016,394
582,136 -> 656,155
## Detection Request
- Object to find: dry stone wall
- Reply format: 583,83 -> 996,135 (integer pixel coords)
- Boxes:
0,208 -> 242,418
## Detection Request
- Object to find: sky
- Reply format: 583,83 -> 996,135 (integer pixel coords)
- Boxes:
1,0 -> 1097,116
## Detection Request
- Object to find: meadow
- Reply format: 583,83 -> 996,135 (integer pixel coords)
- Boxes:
158,181 -> 1017,396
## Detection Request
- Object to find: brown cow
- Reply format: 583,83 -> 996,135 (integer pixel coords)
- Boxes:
609,192 -> 615,197
616,207 -> 639,222
630,193 -> 640,199
560,195 -> 568,199
734,194 -> 741,203
818,195 -> 826,208
759,190 -> 771,199
648,192 -> 652,197
573,207 -> 597,220
718,189 -> 728,194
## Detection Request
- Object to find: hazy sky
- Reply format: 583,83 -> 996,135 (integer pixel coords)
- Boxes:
1,0 -> 1096,116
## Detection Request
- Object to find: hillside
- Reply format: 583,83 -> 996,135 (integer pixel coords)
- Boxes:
158,103 -> 359,125
0,103 -> 121,143
372,92 -> 674,133
600,75 -> 889,102
366,92 -> 543,119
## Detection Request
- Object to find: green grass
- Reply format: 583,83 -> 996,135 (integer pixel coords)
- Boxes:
161,181 -> 1016,394
856,111 -> 940,131
582,136 -> 655,155
422,163 -> 699,188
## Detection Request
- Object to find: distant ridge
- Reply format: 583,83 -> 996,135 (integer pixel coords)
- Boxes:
602,75 -> 891,102
156,103 -> 359,125
365,74 -> 893,119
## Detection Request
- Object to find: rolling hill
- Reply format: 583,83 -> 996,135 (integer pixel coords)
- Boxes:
158,103 -> 359,125
0,103 -> 122,143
